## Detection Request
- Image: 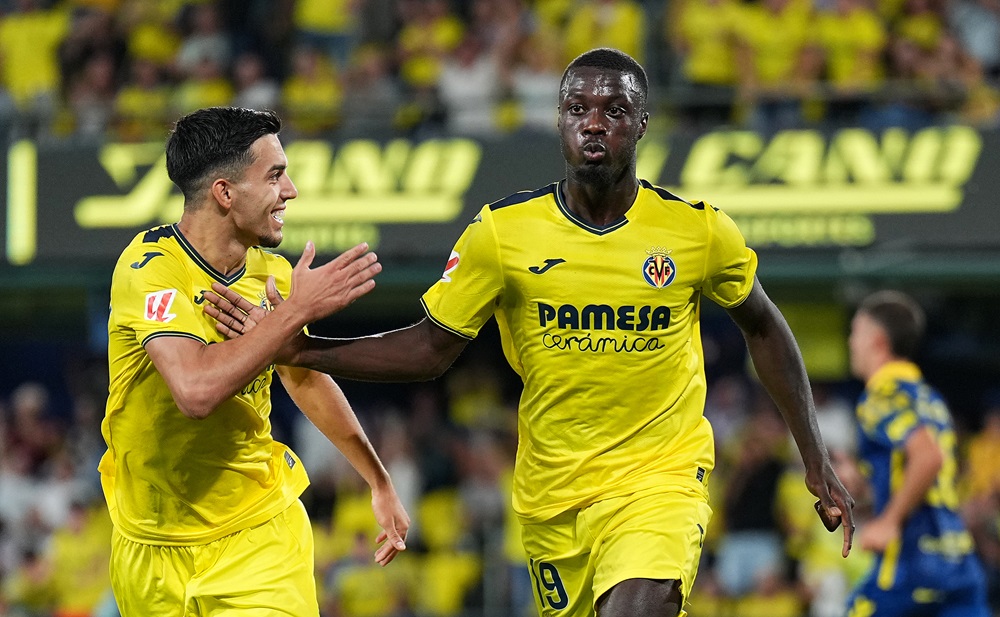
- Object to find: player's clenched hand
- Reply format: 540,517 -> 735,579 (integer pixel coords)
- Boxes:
371,484 -> 410,567
806,460 -> 857,558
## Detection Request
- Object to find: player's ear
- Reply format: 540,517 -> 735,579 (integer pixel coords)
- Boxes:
211,179 -> 233,211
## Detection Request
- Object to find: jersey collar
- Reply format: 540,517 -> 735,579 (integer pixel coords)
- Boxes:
866,360 -> 922,391
554,179 -> 632,236
171,224 -> 247,286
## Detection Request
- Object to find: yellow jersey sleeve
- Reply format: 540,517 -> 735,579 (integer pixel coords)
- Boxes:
700,203 -> 758,308
113,243 -> 205,346
421,206 -> 504,339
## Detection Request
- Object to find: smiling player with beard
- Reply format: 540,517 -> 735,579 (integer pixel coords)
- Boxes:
205,50 -> 855,617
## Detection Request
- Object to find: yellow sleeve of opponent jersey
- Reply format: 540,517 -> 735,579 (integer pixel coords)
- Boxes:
420,205 -> 503,339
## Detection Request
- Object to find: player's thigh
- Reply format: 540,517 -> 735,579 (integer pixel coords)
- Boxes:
192,500 -> 319,616
110,530 -> 195,617
590,486 -> 712,610
520,509 -> 595,617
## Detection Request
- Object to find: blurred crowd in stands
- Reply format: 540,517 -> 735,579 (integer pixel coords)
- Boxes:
3,0 -> 1000,144
4,0 -> 1000,616
2,317 -> 1000,617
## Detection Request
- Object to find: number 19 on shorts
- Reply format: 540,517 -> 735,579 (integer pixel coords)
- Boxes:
530,559 -> 569,611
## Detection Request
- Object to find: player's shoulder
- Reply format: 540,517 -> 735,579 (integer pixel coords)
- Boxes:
248,246 -> 291,269
861,378 -> 914,423
639,179 -> 715,214
114,224 -> 184,268
486,182 -> 559,214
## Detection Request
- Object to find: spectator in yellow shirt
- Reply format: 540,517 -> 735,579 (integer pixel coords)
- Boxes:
170,55 -> 234,115
562,0 -> 646,67
733,0 -> 817,133
113,57 -> 171,142
0,0 -> 70,133
281,45 -> 343,137
668,0 -> 742,130
811,0 -> 889,126
292,0 -> 360,71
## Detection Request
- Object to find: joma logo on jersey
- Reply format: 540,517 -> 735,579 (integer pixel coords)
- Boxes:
538,302 -> 670,331
145,289 -> 178,323
643,247 -> 676,288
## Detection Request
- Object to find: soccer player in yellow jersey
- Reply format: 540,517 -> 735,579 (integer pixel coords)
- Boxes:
205,50 -> 856,617
101,107 -> 409,616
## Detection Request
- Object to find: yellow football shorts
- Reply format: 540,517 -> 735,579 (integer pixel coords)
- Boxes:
110,500 -> 318,616
520,484 -> 712,617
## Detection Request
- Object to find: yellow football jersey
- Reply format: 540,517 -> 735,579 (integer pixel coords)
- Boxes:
100,224 -> 309,545
422,180 -> 757,522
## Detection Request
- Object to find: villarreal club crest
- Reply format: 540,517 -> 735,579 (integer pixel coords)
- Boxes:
643,247 -> 676,289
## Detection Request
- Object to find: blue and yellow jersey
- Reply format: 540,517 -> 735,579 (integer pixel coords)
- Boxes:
100,224 -> 309,545
421,180 -> 757,522
856,360 -> 976,589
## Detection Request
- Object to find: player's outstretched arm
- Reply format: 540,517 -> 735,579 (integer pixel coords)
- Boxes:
278,365 -> 409,565
726,278 -> 856,557
206,282 -> 470,383
149,242 -> 379,419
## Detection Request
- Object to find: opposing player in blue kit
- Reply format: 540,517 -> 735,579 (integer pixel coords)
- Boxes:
845,291 -> 989,617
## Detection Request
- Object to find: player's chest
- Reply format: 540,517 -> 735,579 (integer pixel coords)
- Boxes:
189,272 -> 273,337
501,230 -> 701,305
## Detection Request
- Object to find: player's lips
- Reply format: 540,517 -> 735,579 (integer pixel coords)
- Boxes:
582,142 -> 606,162
271,208 -> 285,226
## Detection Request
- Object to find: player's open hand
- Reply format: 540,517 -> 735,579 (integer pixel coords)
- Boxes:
283,241 -> 381,323
204,241 -> 380,335
203,281 -> 270,338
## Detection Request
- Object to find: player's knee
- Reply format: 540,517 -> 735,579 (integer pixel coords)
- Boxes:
597,578 -> 683,617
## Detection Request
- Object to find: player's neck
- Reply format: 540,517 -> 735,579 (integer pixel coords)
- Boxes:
176,214 -> 249,276
562,176 -> 639,227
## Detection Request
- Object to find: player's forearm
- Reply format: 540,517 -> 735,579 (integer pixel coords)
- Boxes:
295,320 -> 464,382
744,316 -> 828,467
882,429 -> 943,525
334,433 -> 395,491
180,306 -> 308,417
281,367 -> 394,490
727,284 -> 830,466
